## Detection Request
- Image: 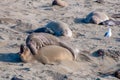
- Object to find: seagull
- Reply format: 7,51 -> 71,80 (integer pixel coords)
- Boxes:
104,27 -> 112,38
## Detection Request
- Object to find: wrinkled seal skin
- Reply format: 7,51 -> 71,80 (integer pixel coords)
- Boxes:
85,11 -> 109,24
34,21 -> 72,38
26,33 -> 79,60
52,0 -> 68,7
19,45 -> 73,64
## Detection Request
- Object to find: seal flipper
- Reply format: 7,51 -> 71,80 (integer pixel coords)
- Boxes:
59,41 -> 79,60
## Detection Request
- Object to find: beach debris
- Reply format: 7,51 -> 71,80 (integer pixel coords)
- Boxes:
52,0 -> 68,7
104,27 -> 112,38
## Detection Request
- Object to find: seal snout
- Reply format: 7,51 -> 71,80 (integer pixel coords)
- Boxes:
19,44 -> 25,54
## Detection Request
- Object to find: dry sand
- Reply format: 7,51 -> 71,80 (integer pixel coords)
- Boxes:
0,0 -> 120,80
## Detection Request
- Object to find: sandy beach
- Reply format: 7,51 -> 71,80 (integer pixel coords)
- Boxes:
0,0 -> 120,80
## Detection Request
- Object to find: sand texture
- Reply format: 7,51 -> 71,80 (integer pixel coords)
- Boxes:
0,0 -> 120,80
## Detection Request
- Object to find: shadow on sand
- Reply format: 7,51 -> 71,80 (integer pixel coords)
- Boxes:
115,38 -> 120,42
74,18 -> 87,24
0,53 -> 21,63
92,51 -> 99,57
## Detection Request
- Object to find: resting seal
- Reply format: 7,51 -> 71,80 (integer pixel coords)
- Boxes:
26,33 -> 79,60
19,45 -> 73,64
85,11 -> 120,26
34,21 -> 72,38
52,0 -> 68,7
84,11 -> 109,24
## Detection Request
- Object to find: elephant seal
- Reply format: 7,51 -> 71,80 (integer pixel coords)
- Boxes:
34,21 -> 72,38
84,11 -> 120,26
84,11 -> 109,24
26,33 -> 79,60
19,44 -> 73,64
52,0 -> 68,7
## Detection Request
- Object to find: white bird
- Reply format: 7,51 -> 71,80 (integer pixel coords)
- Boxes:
104,27 -> 112,38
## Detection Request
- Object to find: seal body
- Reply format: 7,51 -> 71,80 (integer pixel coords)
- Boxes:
26,33 -> 60,55
26,33 -> 78,60
45,21 -> 72,37
52,0 -> 68,7
34,45 -> 73,64
85,11 -> 109,24
34,21 -> 72,38
19,45 -> 73,64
